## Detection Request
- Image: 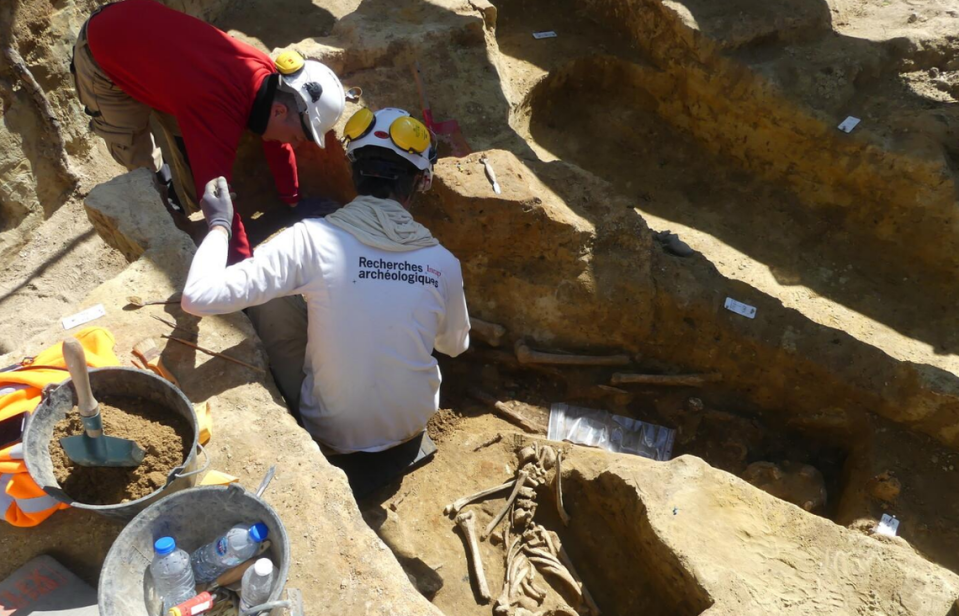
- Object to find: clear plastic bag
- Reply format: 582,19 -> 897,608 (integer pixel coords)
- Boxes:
548,403 -> 675,461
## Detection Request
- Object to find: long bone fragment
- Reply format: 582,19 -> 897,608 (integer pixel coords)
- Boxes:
610,372 -> 723,387
494,540 -> 518,615
484,470 -> 529,539
515,340 -> 631,367
456,511 -> 491,603
470,317 -> 507,347
469,388 -> 546,434
444,479 -> 516,515
555,451 -> 571,526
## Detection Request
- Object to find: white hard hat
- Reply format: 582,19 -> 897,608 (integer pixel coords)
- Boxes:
275,51 -> 345,148
343,107 -> 437,189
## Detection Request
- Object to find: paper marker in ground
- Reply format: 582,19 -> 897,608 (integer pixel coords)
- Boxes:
61,304 -> 106,330
724,297 -> 757,319
875,514 -> 900,537
533,31 -> 558,39
837,116 -> 861,133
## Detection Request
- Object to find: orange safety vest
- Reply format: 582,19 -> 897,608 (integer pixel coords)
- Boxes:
0,327 -> 120,526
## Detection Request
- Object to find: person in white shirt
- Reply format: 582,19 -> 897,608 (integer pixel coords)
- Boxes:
181,107 -> 470,491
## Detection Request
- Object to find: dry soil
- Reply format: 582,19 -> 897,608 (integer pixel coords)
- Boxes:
51,397 -> 190,504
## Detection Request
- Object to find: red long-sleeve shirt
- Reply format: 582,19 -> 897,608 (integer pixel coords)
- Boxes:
87,0 -> 300,212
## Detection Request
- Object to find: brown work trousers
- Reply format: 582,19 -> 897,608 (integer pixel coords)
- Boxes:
72,20 -> 200,213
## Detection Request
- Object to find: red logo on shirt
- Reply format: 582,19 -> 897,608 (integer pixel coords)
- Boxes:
426,265 -> 442,278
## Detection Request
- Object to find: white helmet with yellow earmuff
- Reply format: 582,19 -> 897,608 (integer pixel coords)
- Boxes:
342,107 -> 438,191
275,50 -> 345,148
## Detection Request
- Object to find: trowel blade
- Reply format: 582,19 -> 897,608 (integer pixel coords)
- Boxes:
59,434 -> 146,468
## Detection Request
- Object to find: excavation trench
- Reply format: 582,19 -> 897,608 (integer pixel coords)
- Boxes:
499,0 -> 959,281
214,50 -> 959,616
514,55 -> 959,362
559,468 -> 713,615
6,0 -> 959,612
226,104 -> 958,616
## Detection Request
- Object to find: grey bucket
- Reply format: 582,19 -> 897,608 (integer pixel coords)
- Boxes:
99,483 -> 290,616
22,367 -> 202,522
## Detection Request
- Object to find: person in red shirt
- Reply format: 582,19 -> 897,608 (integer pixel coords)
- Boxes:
71,0 -> 345,262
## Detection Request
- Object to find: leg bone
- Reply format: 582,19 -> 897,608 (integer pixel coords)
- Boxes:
515,339 -> 631,367
455,511 -> 491,603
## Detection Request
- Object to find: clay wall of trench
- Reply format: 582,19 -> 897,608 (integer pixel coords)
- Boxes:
419,150 -> 959,453
523,0 -> 959,279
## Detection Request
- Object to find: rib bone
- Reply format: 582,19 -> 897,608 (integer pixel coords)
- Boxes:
556,451 -> 571,526
444,479 -> 516,515
509,562 -> 530,601
523,547 -> 580,597
484,470 -> 528,539
521,575 -> 546,603
527,556 -> 581,599
559,546 -> 601,615
456,511 -> 491,603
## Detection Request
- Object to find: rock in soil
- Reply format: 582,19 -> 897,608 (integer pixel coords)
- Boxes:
51,396 -> 190,505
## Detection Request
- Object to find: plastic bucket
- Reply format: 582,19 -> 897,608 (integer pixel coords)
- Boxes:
99,483 -> 290,616
22,367 -> 202,522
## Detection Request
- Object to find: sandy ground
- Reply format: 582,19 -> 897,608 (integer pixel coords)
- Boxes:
3,0 -> 959,613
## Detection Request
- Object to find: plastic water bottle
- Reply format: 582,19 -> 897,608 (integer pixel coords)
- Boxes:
150,537 -> 196,614
190,522 -> 269,584
240,558 -> 275,612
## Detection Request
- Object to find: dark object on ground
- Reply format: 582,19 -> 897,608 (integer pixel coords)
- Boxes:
329,431 -> 437,500
654,229 -> 695,257
396,555 -> 444,599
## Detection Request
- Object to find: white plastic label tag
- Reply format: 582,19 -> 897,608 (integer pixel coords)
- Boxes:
61,304 -> 106,330
875,514 -> 900,537
724,297 -> 757,319
838,116 -> 861,133
533,31 -> 558,39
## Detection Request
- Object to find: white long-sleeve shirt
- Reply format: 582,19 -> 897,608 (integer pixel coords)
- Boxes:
181,212 -> 470,453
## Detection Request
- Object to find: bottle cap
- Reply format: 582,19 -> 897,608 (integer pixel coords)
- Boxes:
253,558 -> 274,576
249,522 -> 269,542
154,536 -> 176,556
